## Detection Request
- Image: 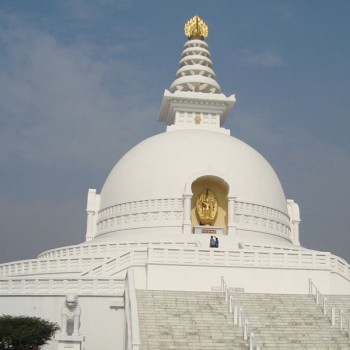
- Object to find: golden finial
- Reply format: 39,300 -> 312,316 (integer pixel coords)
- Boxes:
184,15 -> 208,40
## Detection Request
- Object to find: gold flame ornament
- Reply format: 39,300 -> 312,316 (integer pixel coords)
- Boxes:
184,15 -> 208,40
196,189 -> 218,225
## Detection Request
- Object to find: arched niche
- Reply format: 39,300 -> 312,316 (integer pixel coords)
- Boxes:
191,176 -> 229,230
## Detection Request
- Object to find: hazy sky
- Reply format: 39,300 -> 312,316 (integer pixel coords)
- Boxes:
0,1 -> 349,264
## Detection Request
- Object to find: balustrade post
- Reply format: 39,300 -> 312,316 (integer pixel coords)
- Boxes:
244,320 -> 248,340
233,305 -> 238,325
227,196 -> 236,235
308,278 -> 312,295
229,295 -> 233,313
323,297 -> 327,315
340,310 -> 344,329
316,290 -> 320,305
331,307 -> 336,326
238,308 -> 242,327
249,332 -> 254,350
183,194 -> 192,234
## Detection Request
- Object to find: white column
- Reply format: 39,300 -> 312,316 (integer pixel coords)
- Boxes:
227,196 -> 236,235
86,211 -> 95,242
85,189 -> 98,241
287,199 -> 301,246
183,193 -> 192,234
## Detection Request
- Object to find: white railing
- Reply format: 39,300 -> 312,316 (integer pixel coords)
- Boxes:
78,247 -> 338,278
83,247 -> 334,278
330,256 -> 350,282
242,243 -> 308,252
5,245 -> 350,288
0,257 -> 108,277
125,269 -> 141,350
309,279 -> 349,339
0,277 -> 124,296
149,247 -> 331,270
37,241 -> 198,259
221,277 -> 261,350
81,249 -> 148,276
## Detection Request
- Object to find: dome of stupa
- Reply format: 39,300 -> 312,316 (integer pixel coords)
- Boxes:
95,128 -> 291,245
100,130 -> 286,212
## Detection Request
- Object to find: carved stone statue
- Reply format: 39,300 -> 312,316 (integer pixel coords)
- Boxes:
61,293 -> 81,336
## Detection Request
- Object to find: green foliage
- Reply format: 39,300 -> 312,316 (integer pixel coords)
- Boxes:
0,315 -> 59,350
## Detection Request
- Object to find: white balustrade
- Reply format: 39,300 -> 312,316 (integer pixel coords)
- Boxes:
330,256 -> 350,281
3,245 -> 350,290
0,257 -> 109,277
81,249 -> 148,277
34,243 -> 350,283
309,279 -> 349,337
37,241 -> 198,259
221,276 -> 261,350
0,277 -> 124,295
149,247 -> 332,271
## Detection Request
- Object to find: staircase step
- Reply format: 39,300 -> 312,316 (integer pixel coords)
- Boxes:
136,290 -> 248,350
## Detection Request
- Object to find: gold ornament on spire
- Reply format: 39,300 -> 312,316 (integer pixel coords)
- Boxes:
184,15 -> 208,40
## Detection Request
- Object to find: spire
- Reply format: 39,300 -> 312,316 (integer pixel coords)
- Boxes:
170,16 -> 219,94
169,39 -> 220,94
159,16 -> 236,134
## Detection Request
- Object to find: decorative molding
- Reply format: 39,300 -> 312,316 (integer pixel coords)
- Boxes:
97,198 -> 291,239
233,200 -> 291,240
175,111 -> 219,128
97,198 -> 183,234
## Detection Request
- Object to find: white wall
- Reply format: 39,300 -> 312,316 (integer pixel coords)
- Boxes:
0,295 -> 125,350
145,264 -> 334,294
330,273 -> 350,294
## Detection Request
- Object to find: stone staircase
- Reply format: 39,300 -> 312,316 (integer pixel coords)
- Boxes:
231,292 -> 350,349
136,290 -> 249,350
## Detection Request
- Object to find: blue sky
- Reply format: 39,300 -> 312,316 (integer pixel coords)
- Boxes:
0,0 -> 350,263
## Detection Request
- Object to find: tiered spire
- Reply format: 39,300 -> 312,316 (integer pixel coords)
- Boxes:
159,16 -> 236,133
170,39 -> 221,94
170,16 -> 220,94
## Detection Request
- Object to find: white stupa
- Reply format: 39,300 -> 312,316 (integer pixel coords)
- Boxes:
1,15 -> 349,350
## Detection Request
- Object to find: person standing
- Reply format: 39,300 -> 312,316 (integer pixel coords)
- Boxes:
215,236 -> 219,248
210,236 -> 215,248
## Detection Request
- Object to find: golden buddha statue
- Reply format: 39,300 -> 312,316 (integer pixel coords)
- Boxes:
196,188 -> 218,225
